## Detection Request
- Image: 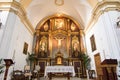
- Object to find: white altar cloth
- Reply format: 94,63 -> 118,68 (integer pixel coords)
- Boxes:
44,66 -> 75,77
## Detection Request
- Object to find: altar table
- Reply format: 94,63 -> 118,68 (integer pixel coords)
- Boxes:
44,66 -> 75,80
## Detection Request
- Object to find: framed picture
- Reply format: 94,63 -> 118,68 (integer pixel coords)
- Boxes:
90,35 -> 96,52
23,42 -> 28,55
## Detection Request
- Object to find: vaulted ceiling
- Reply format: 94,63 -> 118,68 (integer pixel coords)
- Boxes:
18,0 -> 99,29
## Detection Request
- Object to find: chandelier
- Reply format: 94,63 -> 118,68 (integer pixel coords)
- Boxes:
55,0 -> 64,6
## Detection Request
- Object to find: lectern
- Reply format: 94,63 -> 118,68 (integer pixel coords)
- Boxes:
4,59 -> 14,80
101,59 -> 118,80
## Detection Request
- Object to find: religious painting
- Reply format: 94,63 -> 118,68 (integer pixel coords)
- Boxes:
72,36 -> 80,58
54,18 -> 65,30
23,42 -> 28,55
90,35 -> 96,52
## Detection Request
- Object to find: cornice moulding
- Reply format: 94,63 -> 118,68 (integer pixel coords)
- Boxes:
85,0 -> 120,34
0,1 -> 35,35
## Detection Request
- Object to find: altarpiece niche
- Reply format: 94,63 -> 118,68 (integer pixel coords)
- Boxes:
72,36 -> 80,58
38,36 -> 48,58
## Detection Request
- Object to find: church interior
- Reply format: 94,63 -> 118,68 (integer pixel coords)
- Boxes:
0,0 -> 120,80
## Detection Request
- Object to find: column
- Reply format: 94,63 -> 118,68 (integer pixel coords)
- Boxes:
35,30 -> 40,55
48,30 -> 52,57
80,30 -> 85,52
67,30 -> 71,57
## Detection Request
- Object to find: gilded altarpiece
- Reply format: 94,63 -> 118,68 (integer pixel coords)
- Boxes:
34,17 -> 86,77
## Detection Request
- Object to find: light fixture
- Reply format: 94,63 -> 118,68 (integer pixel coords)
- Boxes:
117,17 -> 120,27
55,0 -> 64,6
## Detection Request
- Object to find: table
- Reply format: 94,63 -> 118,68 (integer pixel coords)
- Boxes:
44,66 -> 75,80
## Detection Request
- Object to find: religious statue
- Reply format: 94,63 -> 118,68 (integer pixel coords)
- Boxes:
54,35 -> 65,50
73,42 -> 79,51
40,42 -> 46,51
38,36 -> 47,58
72,36 -> 80,58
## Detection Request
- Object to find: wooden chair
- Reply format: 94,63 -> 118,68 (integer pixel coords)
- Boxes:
12,70 -> 25,80
24,65 -> 32,80
32,65 -> 40,79
88,70 -> 96,79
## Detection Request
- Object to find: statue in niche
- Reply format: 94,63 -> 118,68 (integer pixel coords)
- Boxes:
38,36 -> 47,58
72,36 -> 80,58
44,23 -> 48,31
71,22 -> 76,31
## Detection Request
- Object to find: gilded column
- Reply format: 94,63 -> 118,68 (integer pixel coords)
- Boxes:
67,19 -> 70,30
49,19 -> 53,57
35,29 -> 40,55
67,30 -> 71,57
66,19 -> 71,57
49,30 -> 52,57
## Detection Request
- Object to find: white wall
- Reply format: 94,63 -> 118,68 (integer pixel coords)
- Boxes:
0,12 -> 33,80
85,10 -> 120,77
0,11 -> 9,48
0,12 -> 16,59
0,0 -> 13,2
7,15 -> 33,70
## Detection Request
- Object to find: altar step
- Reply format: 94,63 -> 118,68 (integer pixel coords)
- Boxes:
39,77 -> 96,80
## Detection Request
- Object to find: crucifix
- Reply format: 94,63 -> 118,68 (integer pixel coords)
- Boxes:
54,36 -> 65,50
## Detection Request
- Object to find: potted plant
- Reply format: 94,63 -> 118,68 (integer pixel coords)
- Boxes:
0,59 -> 4,75
79,52 -> 91,79
82,54 -> 91,70
26,52 -> 36,70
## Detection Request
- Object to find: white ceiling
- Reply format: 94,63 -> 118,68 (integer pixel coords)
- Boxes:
20,0 -> 97,29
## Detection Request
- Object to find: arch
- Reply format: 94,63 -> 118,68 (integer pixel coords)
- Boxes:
36,13 -> 84,30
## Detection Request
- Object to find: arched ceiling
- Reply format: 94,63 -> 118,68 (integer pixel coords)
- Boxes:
19,0 -> 99,29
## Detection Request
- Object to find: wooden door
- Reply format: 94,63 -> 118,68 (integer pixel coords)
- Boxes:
94,53 -> 103,80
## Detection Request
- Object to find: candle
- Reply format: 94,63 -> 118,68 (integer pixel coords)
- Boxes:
12,50 -> 15,60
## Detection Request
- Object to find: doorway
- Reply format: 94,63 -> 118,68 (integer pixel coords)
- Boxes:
94,53 -> 103,80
